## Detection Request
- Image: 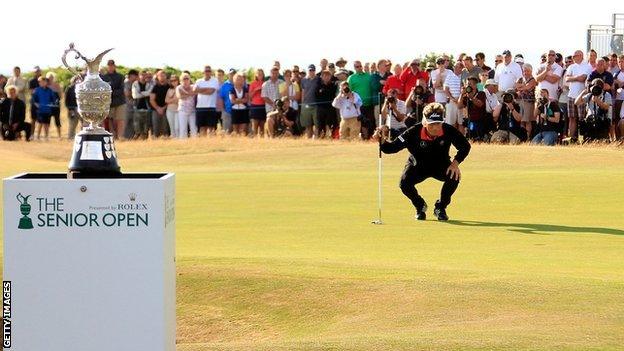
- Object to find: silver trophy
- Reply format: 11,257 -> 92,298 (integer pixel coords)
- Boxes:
63,43 -> 121,177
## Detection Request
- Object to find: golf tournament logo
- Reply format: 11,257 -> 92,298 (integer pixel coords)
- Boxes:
16,193 -> 34,229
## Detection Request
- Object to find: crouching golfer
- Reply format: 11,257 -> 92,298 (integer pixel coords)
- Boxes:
373,103 -> 471,221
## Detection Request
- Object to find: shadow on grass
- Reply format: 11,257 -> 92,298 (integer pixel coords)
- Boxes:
444,220 -> 624,236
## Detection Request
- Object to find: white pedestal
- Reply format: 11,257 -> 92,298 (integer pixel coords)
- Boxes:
2,173 -> 175,351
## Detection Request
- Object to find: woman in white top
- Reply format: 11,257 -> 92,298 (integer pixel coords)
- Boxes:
165,75 -> 179,138
229,73 -> 249,136
176,72 -> 198,139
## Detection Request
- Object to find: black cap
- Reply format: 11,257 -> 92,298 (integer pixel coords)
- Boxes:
308,64 -> 316,71
424,112 -> 444,124
502,50 -> 511,56
228,68 -> 236,75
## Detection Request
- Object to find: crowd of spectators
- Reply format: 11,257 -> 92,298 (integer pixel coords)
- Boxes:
1,50 -> 623,146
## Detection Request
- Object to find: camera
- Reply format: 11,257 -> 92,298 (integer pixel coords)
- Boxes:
412,85 -> 425,102
342,86 -> 351,94
502,92 -> 514,104
275,98 -> 285,111
386,96 -> 396,104
590,84 -> 603,97
537,97 -> 549,107
465,85 -> 473,94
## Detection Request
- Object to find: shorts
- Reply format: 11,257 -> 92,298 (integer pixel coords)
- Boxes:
519,100 -> 535,122
196,108 -> 218,127
231,109 -> 250,124
37,112 -> 51,124
299,105 -> 317,128
249,105 -> 267,120
445,101 -> 461,125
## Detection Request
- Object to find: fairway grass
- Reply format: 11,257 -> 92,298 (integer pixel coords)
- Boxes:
1,138 -> 623,350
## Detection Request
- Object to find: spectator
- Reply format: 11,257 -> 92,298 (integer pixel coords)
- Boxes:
318,58 -> 329,75
489,55 -> 503,79
7,66 -> 27,102
614,55 -> 624,139
101,59 -> 126,139
194,65 -> 220,136
588,58 -> 614,93
348,61 -> 374,139
532,88 -> 561,146
458,76 -> 487,140
300,64 -> 319,138
28,66 -> 42,132
460,56 -> 483,83
315,70 -> 338,138
229,72 -> 250,136
218,68 -> 235,134
266,97 -> 297,138
608,53 -> 620,75
165,75 -> 179,138
491,90 -> 526,143
46,72 -> 62,139
334,69 -> 349,85
149,70 -> 170,138
371,59 -> 390,115
558,56 -> 573,139
249,69 -> 266,137
536,50 -> 563,103
332,81 -> 362,140
176,72 -> 197,139
431,57 -> 452,104
261,66 -> 283,114
588,49 -> 598,69
123,69 -> 139,140
474,52 -> 491,73
494,50 -> 523,98
400,58 -> 429,102
65,76 -> 80,139
515,63 -> 537,138
335,57 -> 353,75
383,64 -> 405,100
565,50 -> 593,142
279,69 -> 301,111
327,63 -> 338,83
381,88 -> 407,138
483,79 -> 500,135
405,84 -> 431,126
31,77 -> 55,141
1,85 -> 31,141
131,70 -> 153,140
0,75 -> 6,97
444,61 -> 463,134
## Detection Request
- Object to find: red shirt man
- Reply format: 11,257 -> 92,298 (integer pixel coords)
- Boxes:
383,64 -> 406,100
400,59 -> 429,99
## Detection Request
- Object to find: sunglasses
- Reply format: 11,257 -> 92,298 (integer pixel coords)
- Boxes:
495,60 -> 502,63
204,70 -> 212,73
354,65 -> 362,68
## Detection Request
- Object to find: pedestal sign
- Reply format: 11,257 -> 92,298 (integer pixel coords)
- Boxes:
3,173 -> 175,351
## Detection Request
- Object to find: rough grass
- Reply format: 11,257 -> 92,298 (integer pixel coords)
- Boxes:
1,137 -> 623,350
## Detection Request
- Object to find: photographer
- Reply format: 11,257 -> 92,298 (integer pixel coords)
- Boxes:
405,84 -> 430,128
373,103 -> 471,221
491,90 -> 526,143
458,76 -> 487,141
332,81 -> 363,140
266,96 -> 298,138
1,85 -> 31,141
575,78 -> 612,142
381,88 -> 407,138
531,89 -> 561,146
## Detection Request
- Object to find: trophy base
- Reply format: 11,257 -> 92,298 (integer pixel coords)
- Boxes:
68,128 -> 121,179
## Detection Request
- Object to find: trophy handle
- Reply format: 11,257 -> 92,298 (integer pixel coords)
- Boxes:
16,193 -> 29,204
62,43 -> 87,82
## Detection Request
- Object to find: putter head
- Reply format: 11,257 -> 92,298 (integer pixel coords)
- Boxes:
371,219 -> 383,225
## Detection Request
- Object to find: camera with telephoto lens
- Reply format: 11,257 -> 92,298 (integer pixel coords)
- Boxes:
412,85 -> 425,102
275,98 -> 285,111
465,85 -> 473,94
502,92 -> 514,104
386,96 -> 396,104
590,84 -> 603,97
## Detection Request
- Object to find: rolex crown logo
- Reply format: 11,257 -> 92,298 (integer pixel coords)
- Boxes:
129,193 -> 137,202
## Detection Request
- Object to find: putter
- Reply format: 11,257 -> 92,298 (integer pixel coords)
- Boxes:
372,104 -> 384,225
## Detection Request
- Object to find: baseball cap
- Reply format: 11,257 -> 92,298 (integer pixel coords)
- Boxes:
485,79 -> 497,86
334,69 -> 349,77
228,68 -> 236,75
502,50 -> 511,56
514,56 -> 524,64
308,64 -> 316,71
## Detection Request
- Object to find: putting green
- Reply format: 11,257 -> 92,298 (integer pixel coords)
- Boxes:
1,138 -> 623,350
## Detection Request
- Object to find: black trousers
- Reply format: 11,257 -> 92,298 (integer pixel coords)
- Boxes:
1,122 -> 32,140
399,162 -> 459,210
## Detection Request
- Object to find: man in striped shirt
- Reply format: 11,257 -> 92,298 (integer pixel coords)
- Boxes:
444,61 -> 464,134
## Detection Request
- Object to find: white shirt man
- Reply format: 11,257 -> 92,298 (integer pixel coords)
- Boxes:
494,50 -> 523,93
484,80 -> 500,114
566,55 -> 593,100
431,60 -> 453,103
385,99 -> 407,130
195,75 -> 219,108
537,62 -> 563,100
